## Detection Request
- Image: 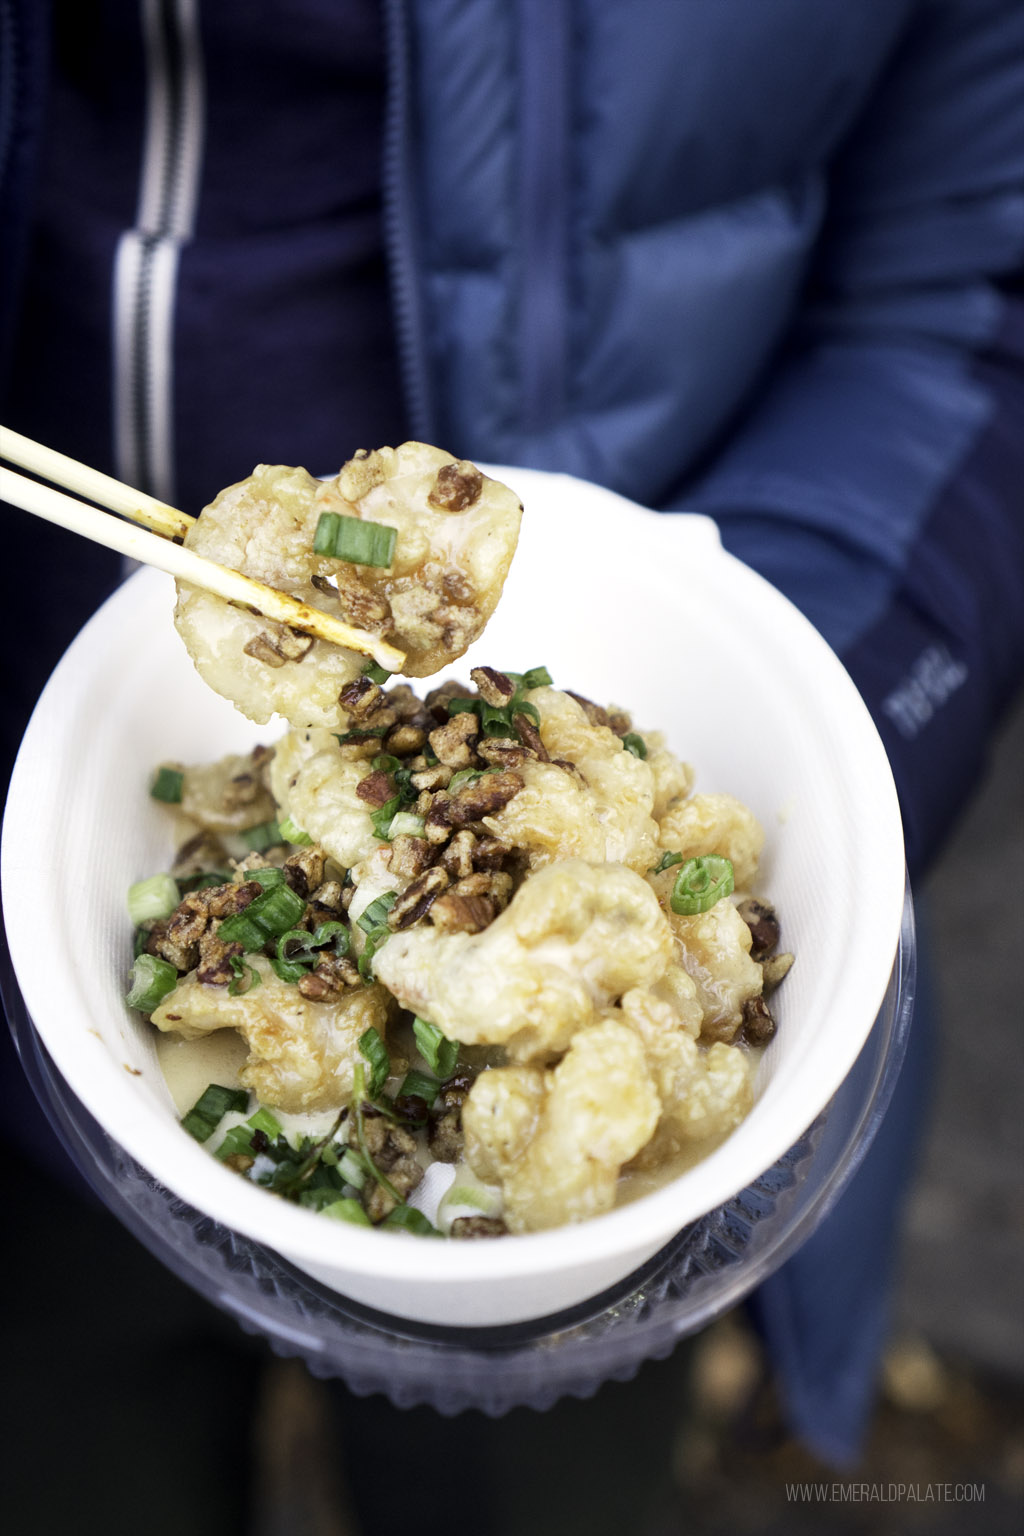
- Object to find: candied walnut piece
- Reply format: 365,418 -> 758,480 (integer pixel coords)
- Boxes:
383,723 -> 427,757
195,931 -> 244,987
428,1106 -> 464,1162
448,770 -> 524,826
471,835 -> 512,871
441,829 -> 478,880
428,711 -> 481,768
453,870 -> 514,912
470,666 -> 515,707
424,679 -> 475,723
297,952 -> 361,999
428,460 -> 484,512
741,994 -> 777,1045
736,897 -> 781,961
388,867 -> 450,930
338,676 -> 395,729
450,1216 -> 508,1239
429,890 -> 496,934
388,834 -> 439,879
242,633 -> 287,669
355,769 -> 394,808
512,712 -> 549,761
410,762 -> 453,792
478,738 -> 530,769
147,879 -> 262,972
424,792 -> 455,844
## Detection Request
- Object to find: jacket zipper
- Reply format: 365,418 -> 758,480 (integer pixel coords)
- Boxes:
517,0 -> 570,435
381,0 -> 435,441
114,0 -> 204,502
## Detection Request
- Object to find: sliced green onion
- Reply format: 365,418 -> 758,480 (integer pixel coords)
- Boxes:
622,733 -> 647,759
214,1122 -> 259,1161
227,956 -> 262,996
219,882 -> 306,948
248,1106 -> 282,1139
311,921 -> 349,955
447,696 -> 480,717
383,1204 -> 441,1237
245,866 -> 286,889
336,1148 -> 369,1190
322,1197 -> 372,1226
277,816 -> 312,846
370,794 -> 402,840
127,872 -> 180,926
437,1180 -> 503,1230
335,726 -> 388,744
125,954 -> 179,1012
358,1026 -> 391,1097
351,1063 -> 403,1202
357,892 -> 398,932
181,1083 -> 249,1143
313,511 -> 397,568
363,662 -> 392,685
412,1017 -> 459,1080
512,700 -> 541,729
178,869 -> 233,893
371,753 -> 401,774
651,850 -> 684,875
387,811 -> 425,840
357,926 -> 391,980
150,766 -> 184,803
670,854 -> 735,915
241,819 -> 283,852
398,1069 -> 440,1106
480,702 -> 514,737
522,666 -> 552,688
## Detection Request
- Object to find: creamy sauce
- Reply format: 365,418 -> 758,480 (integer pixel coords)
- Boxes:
155,1028 -> 249,1116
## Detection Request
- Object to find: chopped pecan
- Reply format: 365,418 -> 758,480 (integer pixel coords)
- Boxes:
355,769 -> 394,808
365,1156 -> 424,1223
566,690 -> 610,728
741,994 -> 777,1046
297,952 -> 361,999
331,570 -> 393,633
428,1107 -> 463,1163
308,880 -> 344,914
383,723 -> 427,757
470,666 -> 515,707
429,890 -> 495,934
388,867 -> 450,930
736,898 -> 781,961
147,880 -> 262,972
471,835 -> 512,871
243,633 -> 286,668
282,845 -> 328,899
410,762 -> 453,792
477,738 -> 529,769
386,683 -> 432,725
424,680 -> 475,723
512,712 -> 549,760
195,931 -> 243,987
428,460 -> 483,512
388,834 -> 439,879
441,829 -> 477,880
428,710 -> 480,768
453,870 -> 513,911
448,770 -> 524,826
338,675 -> 390,723
424,792 -> 454,845
450,1217 -> 508,1239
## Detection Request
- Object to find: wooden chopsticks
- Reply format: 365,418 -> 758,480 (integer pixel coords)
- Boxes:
0,426 -> 406,672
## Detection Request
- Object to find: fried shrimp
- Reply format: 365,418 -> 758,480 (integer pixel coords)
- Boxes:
174,445 -> 522,729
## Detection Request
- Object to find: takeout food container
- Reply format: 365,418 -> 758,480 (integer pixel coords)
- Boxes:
1,468 -> 906,1328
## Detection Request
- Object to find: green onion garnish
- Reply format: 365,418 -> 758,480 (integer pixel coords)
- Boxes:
313,511 -> 397,568
271,922 -> 349,983
227,956 -> 262,996
358,1027 -> 391,1098
370,794 -> 402,840
277,816 -> 312,846
651,850 -> 684,874
669,854 -> 735,915
241,820 -> 283,853
336,1148 -> 369,1190
248,1106 -> 282,1139
322,1197 -> 373,1226
125,953 -> 179,1012
398,1069 -> 440,1106
335,726 -> 388,744
150,766 -> 184,803
412,1017 -> 459,1080
358,892 -> 398,932
387,811 -> 425,840
363,663 -> 392,685
126,872 -> 180,926
357,926 -> 391,980
245,866 -> 286,889
383,1204 -> 441,1237
181,1083 -> 249,1143
622,733 -> 647,759
178,869 -> 233,893
351,1063 -> 403,1203
371,753 -> 401,774
219,882 -> 307,948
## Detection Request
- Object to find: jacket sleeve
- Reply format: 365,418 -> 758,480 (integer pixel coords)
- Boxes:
680,0 -> 1024,877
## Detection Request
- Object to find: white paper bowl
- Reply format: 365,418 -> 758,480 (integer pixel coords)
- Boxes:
2,468 -> 905,1327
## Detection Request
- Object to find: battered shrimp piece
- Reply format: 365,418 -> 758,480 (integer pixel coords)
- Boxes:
498,1020 -> 660,1232
666,898 -> 764,1043
462,1066 -> 548,1184
174,446 -> 522,729
642,731 -> 694,820
657,792 -> 765,890
269,729 -> 379,868
486,687 -> 660,872
151,958 -> 391,1113
617,988 -> 753,1169
372,860 -> 675,1060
